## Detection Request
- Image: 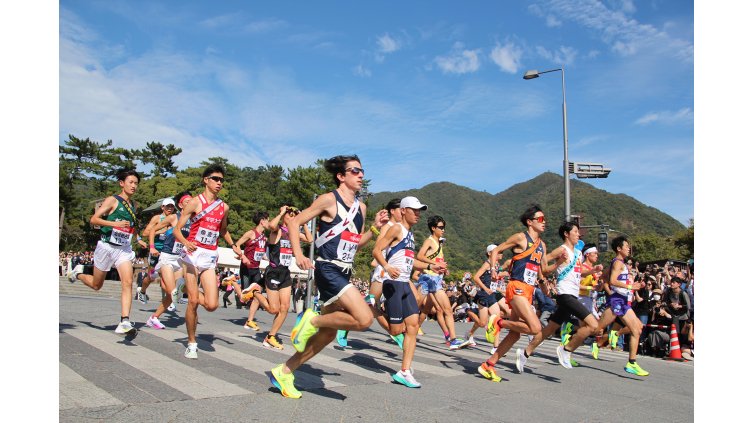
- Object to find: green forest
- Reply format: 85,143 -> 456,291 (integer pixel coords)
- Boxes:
59,136 -> 693,280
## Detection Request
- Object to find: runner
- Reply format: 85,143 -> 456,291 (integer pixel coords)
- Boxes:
416,216 -> 470,350
513,221 -> 600,372
173,164 -> 242,359
577,243 -> 605,359
477,205 -> 551,382
466,245 -> 511,347
233,211 -> 270,327
135,199 -> 173,305
372,196 -> 444,388
593,236 -> 650,376
67,168 -> 141,335
242,205 -> 312,350
268,154 -> 388,399
142,192 -> 193,329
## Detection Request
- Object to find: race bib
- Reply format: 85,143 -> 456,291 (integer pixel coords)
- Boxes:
196,228 -> 219,246
172,241 -> 184,254
404,249 -> 415,272
523,262 -> 539,285
109,224 -> 134,245
336,230 -> 361,263
490,281 -> 499,291
253,248 -> 264,262
280,239 -> 293,266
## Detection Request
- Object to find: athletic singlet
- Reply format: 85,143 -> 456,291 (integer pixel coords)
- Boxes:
423,237 -> 444,276
555,245 -> 582,296
153,214 -> 167,251
508,232 -> 544,286
187,194 -> 226,250
99,195 -> 137,246
267,228 -> 292,268
384,223 -> 415,283
579,262 -> 598,297
479,260 -> 501,291
610,258 -> 630,296
372,221 -> 395,281
316,190 -> 364,265
161,212 -> 191,255
242,229 -> 267,269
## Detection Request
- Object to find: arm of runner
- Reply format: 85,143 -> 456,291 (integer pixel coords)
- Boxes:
148,214 -> 177,253
234,229 -> 254,264
219,204 -> 235,248
372,224 -> 402,279
268,206 -> 286,233
298,216 -> 313,243
173,197 -> 200,252
142,215 -> 163,256
472,261 -> 493,295
357,208 -> 389,248
609,261 -> 630,289
541,244 -> 564,275
289,193 -> 335,270
581,263 -> 603,277
489,233 -> 524,279
89,197 -> 122,228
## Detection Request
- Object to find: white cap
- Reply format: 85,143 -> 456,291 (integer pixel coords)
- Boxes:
486,244 -> 497,254
400,196 -> 427,210
161,198 -> 176,207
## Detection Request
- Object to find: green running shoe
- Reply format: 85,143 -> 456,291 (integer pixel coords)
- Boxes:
336,330 -> 348,348
477,362 -> 501,382
291,309 -> 319,353
270,364 -> 302,398
608,330 -> 618,349
561,322 -> 573,343
390,333 -> 405,350
591,343 -> 599,360
624,362 -> 649,376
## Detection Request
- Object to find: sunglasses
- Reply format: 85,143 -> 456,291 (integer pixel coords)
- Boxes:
345,167 -> 365,176
207,176 -> 225,183
530,215 -> 545,223
435,225 -> 446,230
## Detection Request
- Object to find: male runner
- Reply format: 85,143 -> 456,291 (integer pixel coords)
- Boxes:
68,168 -> 141,335
269,154 -> 388,398
478,205 -> 552,382
577,243 -> 604,358
467,244 -> 511,347
416,216 -> 469,350
234,211 -> 269,325
373,196 -> 444,388
136,199 -> 173,304
173,164 -> 243,359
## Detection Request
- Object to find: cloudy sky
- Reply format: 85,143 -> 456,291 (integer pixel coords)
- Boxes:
59,0 -> 694,224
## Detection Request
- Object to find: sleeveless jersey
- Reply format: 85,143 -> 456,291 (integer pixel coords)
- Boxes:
161,212 -> 191,255
153,214 -> 167,251
610,258 -> 630,297
242,229 -> 267,269
579,261 -> 598,297
423,237 -> 444,276
372,221 -> 395,281
479,260 -> 500,290
508,232 -> 544,286
384,223 -> 415,283
187,194 -> 226,250
100,195 -> 137,246
267,228 -> 292,268
316,190 -> 364,264
555,245 -> 582,296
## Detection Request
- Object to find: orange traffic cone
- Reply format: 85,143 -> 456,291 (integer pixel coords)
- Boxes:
665,323 -> 686,361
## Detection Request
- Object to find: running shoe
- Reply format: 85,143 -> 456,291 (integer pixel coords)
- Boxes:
178,297 -> 188,304
477,362 -> 501,382
336,330 -> 349,348
561,322 -> 573,344
171,288 -> 180,306
115,320 -> 136,335
177,279 -> 186,294
240,282 -> 261,303
263,334 -> 284,350
270,364 -> 302,398
444,334 -> 451,346
390,333 -> 405,350
417,327 -> 424,336
515,348 -> 527,373
449,338 -> 471,350
146,316 -> 165,330
291,309 -> 319,353
608,330 -> 618,349
490,347 -> 497,355
591,343 -> 599,360
67,265 -> 83,283
624,362 -> 649,377
136,287 -> 148,305
244,320 -> 260,331
392,369 -> 421,388
184,343 -> 198,359
486,314 -> 501,343
364,294 -> 376,306
561,333 -> 571,346
167,303 -> 176,312
570,358 -> 580,367
466,336 -> 477,347
556,344 -> 572,369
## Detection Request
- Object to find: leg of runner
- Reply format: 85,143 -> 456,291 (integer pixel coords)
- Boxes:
263,286 -> 292,350
621,309 -> 648,376
184,265 -> 218,359
147,261 -> 179,329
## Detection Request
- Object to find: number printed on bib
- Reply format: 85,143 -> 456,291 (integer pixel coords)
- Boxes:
196,228 -> 219,246
172,242 -> 184,254
109,224 -> 134,245
404,249 -> 415,271
523,262 -> 539,285
279,239 -> 293,266
253,248 -> 264,262
336,231 -> 361,263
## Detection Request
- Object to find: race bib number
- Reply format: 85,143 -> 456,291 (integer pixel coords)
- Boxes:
253,248 -> 265,262
573,263 -> 582,284
523,263 -> 539,285
336,231 -> 361,263
196,228 -> 219,246
172,242 -> 184,254
490,281 -> 499,291
280,239 -> 293,266
404,249 -> 415,272
109,224 -> 134,245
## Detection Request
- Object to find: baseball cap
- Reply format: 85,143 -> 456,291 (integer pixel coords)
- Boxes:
162,198 -> 176,207
400,196 -> 427,210
486,244 -> 497,254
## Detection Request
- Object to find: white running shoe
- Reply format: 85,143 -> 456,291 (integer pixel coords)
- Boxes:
167,303 -> 176,312
136,287 -> 148,305
490,347 -> 497,355
171,288 -> 180,306
146,316 -> 165,329
515,348 -> 527,373
557,344 -> 572,369
115,320 -> 136,335
67,265 -> 84,283
184,343 -> 198,359
466,336 -> 477,347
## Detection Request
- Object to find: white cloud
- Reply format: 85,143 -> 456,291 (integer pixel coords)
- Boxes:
546,15 -> 562,27
353,64 -> 372,77
243,18 -> 288,33
536,45 -> 578,65
489,42 -> 523,73
377,33 -> 400,53
635,108 -> 694,125
435,43 -> 481,74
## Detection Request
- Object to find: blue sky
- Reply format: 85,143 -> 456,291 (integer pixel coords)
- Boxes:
59,0 -> 694,225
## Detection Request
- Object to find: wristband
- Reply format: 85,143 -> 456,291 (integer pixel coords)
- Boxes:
149,244 -> 155,248
370,225 -> 380,236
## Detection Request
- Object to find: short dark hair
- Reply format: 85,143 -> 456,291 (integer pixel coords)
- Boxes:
427,215 -> 445,232
202,163 -> 225,178
252,211 -> 269,225
520,204 -> 543,227
323,155 -> 361,185
611,235 -> 629,252
386,198 -> 401,211
173,191 -> 192,206
558,221 -> 579,240
116,168 -> 140,182
583,242 -> 597,253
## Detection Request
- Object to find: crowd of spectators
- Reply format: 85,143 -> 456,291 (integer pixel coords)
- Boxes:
59,251 -> 93,276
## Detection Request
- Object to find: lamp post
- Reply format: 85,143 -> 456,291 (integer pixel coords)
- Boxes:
523,67 -> 571,222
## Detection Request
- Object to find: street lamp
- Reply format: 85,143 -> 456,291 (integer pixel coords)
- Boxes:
523,67 -> 571,222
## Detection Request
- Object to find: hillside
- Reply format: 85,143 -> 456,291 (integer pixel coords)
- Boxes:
369,172 -> 685,275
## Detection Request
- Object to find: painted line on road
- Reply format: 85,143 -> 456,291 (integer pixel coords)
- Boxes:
59,362 -> 125,410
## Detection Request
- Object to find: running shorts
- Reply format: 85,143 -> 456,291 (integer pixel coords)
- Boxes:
264,266 -> 292,291
383,280 -> 419,324
550,294 -> 592,325
314,260 -> 353,306
179,245 -> 219,272
93,240 -> 135,273
155,252 -> 181,273
417,273 -> 443,295
606,293 -> 631,317
505,280 -> 534,305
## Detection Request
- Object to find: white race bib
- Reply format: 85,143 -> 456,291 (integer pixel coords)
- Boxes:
404,249 -> 415,272
253,248 -> 264,262
172,242 -> 184,254
336,230 -> 361,263
523,262 -> 539,285
109,225 -> 134,245
196,228 -> 219,246
279,239 -> 293,267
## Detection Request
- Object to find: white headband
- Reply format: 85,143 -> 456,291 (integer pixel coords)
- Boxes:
584,247 -> 598,255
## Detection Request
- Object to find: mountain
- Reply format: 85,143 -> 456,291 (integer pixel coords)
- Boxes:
368,172 -> 684,274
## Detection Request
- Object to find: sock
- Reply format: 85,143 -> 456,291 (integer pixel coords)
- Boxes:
121,316 -> 129,322
444,331 -> 450,338
524,351 -> 529,358
629,359 -> 636,364
485,359 -> 495,368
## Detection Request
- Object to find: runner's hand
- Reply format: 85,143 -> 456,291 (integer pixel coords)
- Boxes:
113,220 -> 131,228
385,265 -> 400,279
296,255 -> 314,270
183,241 -> 197,253
150,247 -> 159,256
373,209 -> 389,228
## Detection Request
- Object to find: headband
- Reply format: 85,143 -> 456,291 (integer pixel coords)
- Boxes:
584,247 -> 598,255
178,195 -> 192,205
